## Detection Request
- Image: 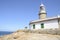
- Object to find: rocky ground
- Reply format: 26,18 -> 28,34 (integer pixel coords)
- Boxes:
0,30 -> 60,40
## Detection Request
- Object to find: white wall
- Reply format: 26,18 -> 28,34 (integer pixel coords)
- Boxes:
30,19 -> 59,30
44,20 -> 58,29
59,19 -> 60,28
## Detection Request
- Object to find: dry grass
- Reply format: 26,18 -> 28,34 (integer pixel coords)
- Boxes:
21,28 -> 60,35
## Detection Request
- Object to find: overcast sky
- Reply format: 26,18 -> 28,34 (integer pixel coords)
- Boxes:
0,0 -> 60,31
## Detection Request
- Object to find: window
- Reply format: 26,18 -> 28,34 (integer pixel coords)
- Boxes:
33,24 -> 35,29
41,23 -> 44,28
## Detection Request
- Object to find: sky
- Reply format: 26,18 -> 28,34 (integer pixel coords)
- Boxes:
0,0 -> 60,31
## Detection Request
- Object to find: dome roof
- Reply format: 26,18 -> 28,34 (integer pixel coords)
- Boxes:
40,3 -> 44,6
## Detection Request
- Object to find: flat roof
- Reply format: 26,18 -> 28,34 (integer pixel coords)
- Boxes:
29,16 -> 60,24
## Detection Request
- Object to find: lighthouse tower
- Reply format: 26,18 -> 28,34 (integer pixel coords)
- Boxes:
39,3 -> 47,19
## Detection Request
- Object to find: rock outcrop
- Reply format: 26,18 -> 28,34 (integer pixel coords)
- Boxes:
0,30 -> 60,40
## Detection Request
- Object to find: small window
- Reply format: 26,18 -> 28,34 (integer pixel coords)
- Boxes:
33,24 -> 35,29
41,23 -> 44,28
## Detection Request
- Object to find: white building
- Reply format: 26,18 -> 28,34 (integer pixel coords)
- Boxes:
29,3 -> 60,30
